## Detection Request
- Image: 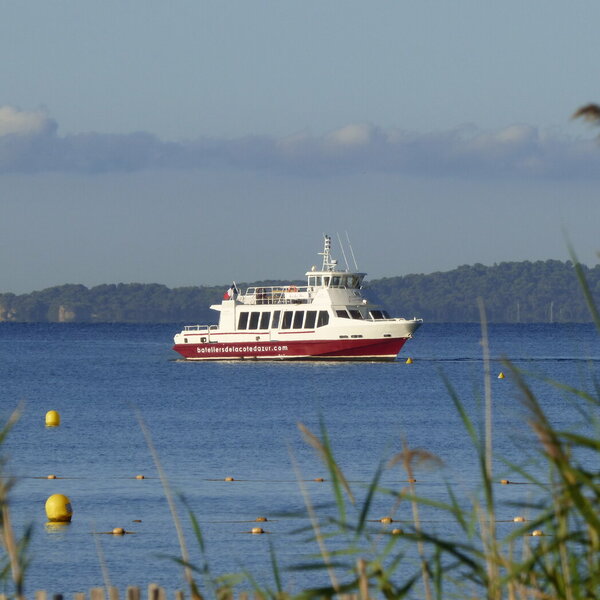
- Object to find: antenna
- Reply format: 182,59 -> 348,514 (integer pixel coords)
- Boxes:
336,232 -> 350,271
345,231 -> 359,271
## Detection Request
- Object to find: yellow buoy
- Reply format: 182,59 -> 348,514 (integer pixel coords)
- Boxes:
513,516 -> 526,522
45,410 -> 61,427
45,494 -> 73,522
47,474 -> 57,480
224,476 -> 235,482
380,516 -> 393,524
531,529 -> 544,537
500,479 -> 510,485
255,516 -> 268,522
391,528 -> 404,535
405,357 -> 413,364
498,372 -> 505,379
112,527 -> 126,535
314,477 -> 325,482
251,527 -> 265,534
135,474 -> 145,480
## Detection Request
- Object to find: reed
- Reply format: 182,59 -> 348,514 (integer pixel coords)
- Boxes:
0,406 -> 31,600
224,251 -> 600,599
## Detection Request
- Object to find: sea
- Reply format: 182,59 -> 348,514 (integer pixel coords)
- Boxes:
0,322 -> 599,597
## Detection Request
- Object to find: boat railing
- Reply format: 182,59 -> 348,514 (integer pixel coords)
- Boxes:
367,316 -> 424,323
183,325 -> 209,332
239,286 -> 310,305
183,324 -> 220,332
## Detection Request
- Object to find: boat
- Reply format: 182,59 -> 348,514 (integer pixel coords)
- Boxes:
172,235 -> 422,361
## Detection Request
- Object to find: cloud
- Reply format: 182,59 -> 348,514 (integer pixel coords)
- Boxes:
0,106 -> 55,136
0,105 -> 599,179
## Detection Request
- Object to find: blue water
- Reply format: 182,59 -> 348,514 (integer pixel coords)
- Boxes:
0,323 -> 599,596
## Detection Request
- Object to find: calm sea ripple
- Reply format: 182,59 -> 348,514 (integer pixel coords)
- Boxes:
0,323 -> 598,596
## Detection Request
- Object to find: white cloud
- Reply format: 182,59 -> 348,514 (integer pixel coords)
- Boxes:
0,105 -> 599,179
326,123 -> 375,147
0,106 -> 53,137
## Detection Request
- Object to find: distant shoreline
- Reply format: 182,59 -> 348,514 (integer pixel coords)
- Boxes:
1,259 -> 598,323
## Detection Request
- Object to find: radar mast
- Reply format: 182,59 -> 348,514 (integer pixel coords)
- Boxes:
319,234 -> 338,272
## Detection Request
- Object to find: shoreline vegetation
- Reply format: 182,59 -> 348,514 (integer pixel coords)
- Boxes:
1,259 -> 599,324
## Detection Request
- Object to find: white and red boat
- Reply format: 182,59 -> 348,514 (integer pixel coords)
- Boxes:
173,236 -> 422,361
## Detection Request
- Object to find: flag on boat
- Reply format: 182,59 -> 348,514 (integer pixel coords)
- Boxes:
223,283 -> 238,300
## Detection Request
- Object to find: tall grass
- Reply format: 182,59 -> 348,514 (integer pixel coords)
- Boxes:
0,407 -> 31,600
216,255 -> 600,599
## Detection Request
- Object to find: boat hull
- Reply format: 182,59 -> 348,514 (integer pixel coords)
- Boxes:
172,336 -> 409,361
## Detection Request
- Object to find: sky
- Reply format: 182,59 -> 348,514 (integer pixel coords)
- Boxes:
1,1 -> 600,294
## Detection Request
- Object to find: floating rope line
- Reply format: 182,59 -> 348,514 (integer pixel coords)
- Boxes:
200,519 -> 278,524
27,476 -> 85,479
20,474 -> 543,485
203,478 -> 329,482
498,480 -> 534,485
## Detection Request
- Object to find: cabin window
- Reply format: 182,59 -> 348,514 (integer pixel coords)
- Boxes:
304,310 -> 317,328
293,311 -> 304,329
323,276 -> 330,287
336,309 -> 350,318
331,276 -> 341,287
308,276 -> 316,287
260,312 -> 270,329
238,312 -> 249,329
369,310 -> 384,320
272,310 -> 281,329
282,311 -> 293,329
315,276 -> 322,286
317,311 -> 329,327
248,312 -> 260,330
349,309 -> 363,320
383,311 -> 390,318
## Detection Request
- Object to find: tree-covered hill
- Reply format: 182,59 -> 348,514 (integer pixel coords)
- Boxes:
0,259 -> 598,323
370,260 -> 599,323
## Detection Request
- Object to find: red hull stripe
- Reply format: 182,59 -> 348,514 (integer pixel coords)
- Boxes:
173,337 -> 408,361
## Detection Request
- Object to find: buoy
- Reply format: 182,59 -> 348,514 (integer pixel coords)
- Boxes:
112,527 -> 125,535
531,529 -> 544,537
405,357 -> 413,364
135,474 -> 145,480
45,410 -> 60,427
314,477 -> 324,482
251,527 -> 265,534
45,494 -> 72,522
224,477 -> 235,482
47,474 -> 57,479
498,372 -> 505,379
513,516 -> 526,522
255,516 -> 268,522
380,516 -> 393,524
407,478 -> 417,483
391,528 -> 404,535
500,479 -> 510,485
